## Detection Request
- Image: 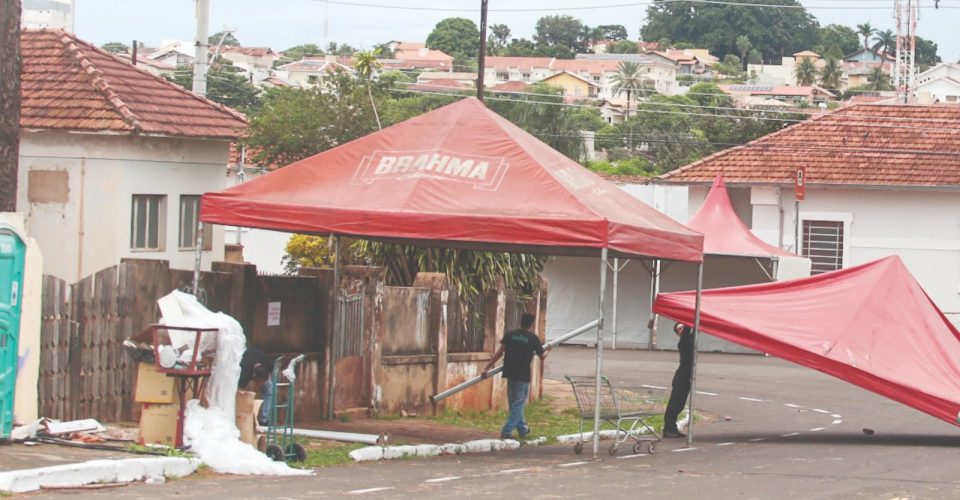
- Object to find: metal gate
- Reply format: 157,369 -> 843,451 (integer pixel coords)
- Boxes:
335,292 -> 365,359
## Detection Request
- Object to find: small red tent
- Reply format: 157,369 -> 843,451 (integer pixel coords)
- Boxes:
687,176 -> 796,258
654,256 -> 960,427
201,97 -> 702,262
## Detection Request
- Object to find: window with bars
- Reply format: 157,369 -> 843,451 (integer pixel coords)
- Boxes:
130,195 -> 165,251
802,220 -> 844,275
179,195 -> 212,250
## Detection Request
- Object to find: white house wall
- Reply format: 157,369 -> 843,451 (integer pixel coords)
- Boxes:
750,186 -> 960,325
18,131 -> 227,282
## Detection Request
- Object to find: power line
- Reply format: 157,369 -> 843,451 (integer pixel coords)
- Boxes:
313,0 -> 958,12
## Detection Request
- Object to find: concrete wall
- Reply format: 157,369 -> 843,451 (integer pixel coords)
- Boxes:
17,131 -> 228,283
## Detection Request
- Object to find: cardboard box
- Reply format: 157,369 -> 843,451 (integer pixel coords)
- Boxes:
135,362 -> 175,404
236,390 -> 257,446
140,402 -> 179,446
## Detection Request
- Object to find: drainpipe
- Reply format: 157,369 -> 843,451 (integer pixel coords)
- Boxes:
776,187 -> 785,250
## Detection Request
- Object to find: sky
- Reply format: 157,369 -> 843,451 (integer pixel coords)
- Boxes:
72,0 -> 960,62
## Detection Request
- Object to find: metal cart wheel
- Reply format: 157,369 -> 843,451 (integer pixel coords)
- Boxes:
265,444 -> 284,461
573,442 -> 584,455
286,443 -> 307,463
647,442 -> 656,454
608,443 -> 619,456
633,442 -> 644,454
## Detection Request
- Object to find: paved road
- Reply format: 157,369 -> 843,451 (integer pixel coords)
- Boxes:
41,346 -> 960,499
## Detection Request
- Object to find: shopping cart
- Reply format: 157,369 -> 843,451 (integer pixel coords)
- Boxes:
262,354 -> 307,462
565,375 -> 661,455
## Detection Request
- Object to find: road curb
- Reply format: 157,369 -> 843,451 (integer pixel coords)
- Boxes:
350,438 -> 550,462
0,456 -> 201,494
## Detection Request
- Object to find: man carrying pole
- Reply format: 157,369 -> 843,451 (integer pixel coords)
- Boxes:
481,313 -> 549,440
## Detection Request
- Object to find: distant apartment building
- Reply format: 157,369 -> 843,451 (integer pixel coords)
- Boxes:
917,63 -> 960,104
21,0 -> 74,31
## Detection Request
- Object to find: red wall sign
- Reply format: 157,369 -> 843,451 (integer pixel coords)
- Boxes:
795,167 -> 806,201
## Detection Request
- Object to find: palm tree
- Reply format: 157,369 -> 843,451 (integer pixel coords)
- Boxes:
871,29 -> 896,56
794,58 -> 817,86
610,61 -> 645,119
735,35 -> 752,71
353,49 -> 383,130
856,22 -> 875,50
867,66 -> 892,90
819,57 -> 842,91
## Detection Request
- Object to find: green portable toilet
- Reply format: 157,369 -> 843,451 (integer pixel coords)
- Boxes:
0,226 -> 26,438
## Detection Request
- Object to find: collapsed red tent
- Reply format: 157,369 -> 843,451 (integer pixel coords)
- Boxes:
201,97 -> 702,262
654,256 -> 960,427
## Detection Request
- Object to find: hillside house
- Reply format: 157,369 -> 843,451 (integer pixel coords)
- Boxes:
17,29 -> 248,282
276,56 -> 354,87
381,41 -> 454,72
657,104 -> 960,326
216,46 -> 278,83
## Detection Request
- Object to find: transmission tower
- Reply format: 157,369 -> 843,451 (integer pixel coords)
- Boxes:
893,0 -> 918,104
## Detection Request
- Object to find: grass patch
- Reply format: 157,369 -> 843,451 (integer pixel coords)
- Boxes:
299,443 -> 367,468
124,443 -> 193,458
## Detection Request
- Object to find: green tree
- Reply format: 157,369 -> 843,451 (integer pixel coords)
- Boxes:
354,49 -> 383,130
595,24 -> 629,41
568,107 -> 606,132
855,22 -> 875,50
533,15 -> 588,54
819,57 -> 842,91
748,48 -> 763,65
735,35 -> 752,70
871,29 -> 895,55
687,82 -> 733,108
640,0 -> 819,62
426,17 -> 480,66
503,38 -> 536,57
867,66 -> 892,91
610,61 -> 645,119
327,42 -> 358,56
486,83 -> 585,160
915,36 -> 941,67
606,40 -> 639,54
209,31 -> 240,47
794,58 -> 817,86
488,23 -> 511,55
243,72 -> 380,167
815,24 -> 859,57
168,59 -> 261,112
275,43 -> 324,67
101,41 -> 130,53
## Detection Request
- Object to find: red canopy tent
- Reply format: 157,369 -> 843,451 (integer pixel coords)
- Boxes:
654,256 -> 960,428
200,97 -> 704,457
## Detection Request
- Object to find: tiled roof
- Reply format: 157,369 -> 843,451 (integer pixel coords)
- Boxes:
21,29 -> 247,139
490,81 -> 530,93
278,57 -> 353,73
658,104 -> 960,188
720,84 -> 835,98
218,46 -> 276,57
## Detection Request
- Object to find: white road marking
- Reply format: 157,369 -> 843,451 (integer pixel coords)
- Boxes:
642,384 -> 668,390
558,461 -> 589,468
783,403 -> 802,408
748,437 -> 767,442
671,447 -> 697,452
717,442 -> 736,446
738,397 -> 763,402
616,454 -> 648,459
496,468 -> 529,474
348,487 -> 396,495
695,391 -> 720,396
781,432 -> 800,437
812,408 -> 830,414
831,414 -> 842,419
809,427 -> 825,432
832,419 -> 843,425
425,477 -> 461,483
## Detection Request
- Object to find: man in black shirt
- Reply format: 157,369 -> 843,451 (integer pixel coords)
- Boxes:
663,322 -> 694,438
239,347 -> 275,426
482,313 -> 548,440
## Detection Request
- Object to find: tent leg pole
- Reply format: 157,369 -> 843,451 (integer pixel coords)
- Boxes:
592,248 -> 608,459
648,259 -> 660,350
326,235 -> 342,421
192,221 -> 203,297
687,262 -> 704,448
611,258 -> 619,351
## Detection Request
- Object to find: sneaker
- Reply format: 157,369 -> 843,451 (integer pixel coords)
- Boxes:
663,429 -> 686,438
500,433 -> 513,440
518,427 -> 531,438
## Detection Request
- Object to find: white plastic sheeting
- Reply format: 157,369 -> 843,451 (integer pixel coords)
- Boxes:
159,291 -> 312,476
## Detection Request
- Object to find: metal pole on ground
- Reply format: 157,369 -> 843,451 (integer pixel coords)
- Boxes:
592,248 -> 608,459
192,221 -> 203,296
686,262 -> 704,448
648,259 -> 660,350
610,258 -> 619,350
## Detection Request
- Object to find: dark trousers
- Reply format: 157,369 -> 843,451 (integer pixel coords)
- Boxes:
663,367 -> 691,432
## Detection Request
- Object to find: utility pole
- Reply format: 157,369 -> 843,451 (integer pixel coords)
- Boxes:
893,0 -> 918,104
0,0 -> 21,212
477,0 -> 488,102
193,0 -> 211,97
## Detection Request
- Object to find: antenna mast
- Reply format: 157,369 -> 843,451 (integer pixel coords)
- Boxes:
893,0 -> 918,103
